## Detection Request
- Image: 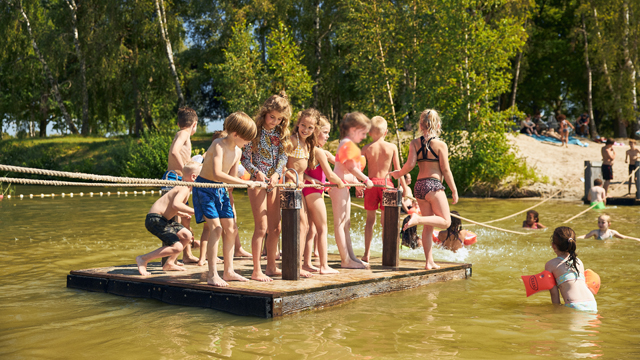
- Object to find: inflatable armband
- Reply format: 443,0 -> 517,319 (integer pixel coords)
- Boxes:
407,207 -> 422,216
359,155 -> 367,171
336,141 -> 361,164
237,163 -> 251,180
432,230 -> 477,246
521,270 -> 557,297
584,269 -> 600,295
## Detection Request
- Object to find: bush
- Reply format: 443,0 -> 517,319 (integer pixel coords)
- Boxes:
110,131 -> 173,179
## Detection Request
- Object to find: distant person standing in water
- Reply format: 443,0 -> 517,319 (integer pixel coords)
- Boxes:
625,140 -> 640,194
601,139 -> 615,195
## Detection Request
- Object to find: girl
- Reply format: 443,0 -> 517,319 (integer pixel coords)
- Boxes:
435,211 -> 473,253
522,210 -> 546,229
545,227 -> 597,312
390,109 -> 458,270
291,111 -> 344,275
241,92 -> 292,282
558,114 -> 574,148
330,112 -> 374,269
578,214 -> 640,241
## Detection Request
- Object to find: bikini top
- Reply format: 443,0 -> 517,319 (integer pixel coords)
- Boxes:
596,229 -> 614,240
416,136 -> 439,163
288,133 -> 309,159
555,256 -> 585,285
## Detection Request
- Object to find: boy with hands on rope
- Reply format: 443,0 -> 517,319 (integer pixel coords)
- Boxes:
136,162 -> 201,276
194,112 -> 266,287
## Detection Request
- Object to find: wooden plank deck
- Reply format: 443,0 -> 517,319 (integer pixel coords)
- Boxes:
67,254 -> 472,318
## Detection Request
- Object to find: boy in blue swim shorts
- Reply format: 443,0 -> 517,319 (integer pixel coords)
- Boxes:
195,111 -> 265,287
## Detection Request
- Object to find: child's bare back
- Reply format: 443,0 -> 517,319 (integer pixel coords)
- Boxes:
363,140 -> 397,179
168,129 -> 193,172
148,186 -> 192,221
200,138 -> 240,181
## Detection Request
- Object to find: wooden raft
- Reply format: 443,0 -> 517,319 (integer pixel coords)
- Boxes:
67,254 -> 472,318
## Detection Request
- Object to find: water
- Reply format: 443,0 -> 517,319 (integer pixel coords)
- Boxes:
2,186 -> 640,359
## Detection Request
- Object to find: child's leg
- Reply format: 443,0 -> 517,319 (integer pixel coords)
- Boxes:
136,228 -> 191,275
220,218 -> 249,282
303,211 -> 318,265
180,216 -> 199,263
330,187 -> 367,269
299,199 -> 315,275
362,209 -> 377,262
306,193 -> 339,274
415,199 -> 440,270
265,189 -> 282,276
404,191 -> 451,230
229,197 -> 251,257
205,217 -> 226,287
247,188 -> 272,281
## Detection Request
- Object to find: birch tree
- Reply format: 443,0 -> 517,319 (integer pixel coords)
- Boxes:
154,0 -> 184,108
64,0 -> 89,135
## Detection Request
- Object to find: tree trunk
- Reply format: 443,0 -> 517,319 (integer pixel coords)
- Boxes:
581,14 -> 599,138
154,0 -> 184,108
623,0 -> 639,136
132,44 -> 143,136
143,94 -> 157,131
39,87 -> 49,137
510,50 -> 523,108
18,0 -> 79,134
312,0 -> 320,108
65,0 -> 89,135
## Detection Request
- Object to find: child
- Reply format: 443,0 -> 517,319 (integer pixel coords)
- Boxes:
390,109 -> 459,270
587,179 -> 607,210
558,114 -> 574,148
330,112 -> 374,269
522,210 -> 546,229
136,162 -> 200,276
578,214 -> 640,241
284,109 -> 345,275
436,211 -> 473,252
361,116 -> 409,262
545,227 -> 597,312
625,140 -> 640,194
241,92 -> 292,282
601,139 -> 616,194
194,112 -> 265,287
163,107 -> 199,264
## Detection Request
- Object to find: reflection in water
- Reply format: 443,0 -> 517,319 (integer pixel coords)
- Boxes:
1,188 -> 640,358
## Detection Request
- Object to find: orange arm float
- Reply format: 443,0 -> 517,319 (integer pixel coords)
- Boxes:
521,270 -> 557,297
584,269 -> 600,295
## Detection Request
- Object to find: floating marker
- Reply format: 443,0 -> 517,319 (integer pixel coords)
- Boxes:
62,193 -> 65,197
7,195 -> 11,199
100,192 -> 103,196
20,194 -> 24,199
134,191 -> 137,195
151,190 -> 154,195
41,194 -> 44,198
117,191 -> 120,195
80,192 -> 84,197
159,190 -> 162,196
89,192 -> 93,197
124,191 -> 128,195
142,191 -> 146,195
51,193 -> 55,197
30,194 -> 33,198
70,193 -> 74,197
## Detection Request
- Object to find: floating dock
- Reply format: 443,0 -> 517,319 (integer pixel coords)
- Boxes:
67,255 -> 472,318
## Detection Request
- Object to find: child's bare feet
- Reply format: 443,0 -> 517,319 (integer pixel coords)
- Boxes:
207,274 -> 229,287
223,271 -> 249,282
183,254 -> 200,264
361,255 -> 370,263
403,213 -> 419,231
341,258 -> 369,269
425,261 -> 440,270
265,267 -> 282,277
196,259 -> 208,266
234,247 -> 252,257
136,256 -> 150,276
192,240 -> 200,249
318,265 -> 339,275
217,257 -> 223,263
252,271 -> 273,282
300,269 -> 313,278
302,264 -> 319,273
163,263 -> 187,272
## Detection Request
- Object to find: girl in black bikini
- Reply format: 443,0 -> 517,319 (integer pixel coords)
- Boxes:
390,109 -> 458,270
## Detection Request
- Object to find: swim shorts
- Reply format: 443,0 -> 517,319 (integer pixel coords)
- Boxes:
161,170 -> 182,191
192,176 -> 234,223
145,213 -> 185,247
602,165 -> 613,180
565,300 -> 597,312
364,178 -> 393,210
415,178 -> 445,200
590,201 -> 606,210
630,164 -> 638,173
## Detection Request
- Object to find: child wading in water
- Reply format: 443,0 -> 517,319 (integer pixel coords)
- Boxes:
241,93 -> 292,282
578,214 -> 640,241
289,109 -> 345,275
522,210 -> 546,229
331,112 -> 374,269
390,109 -> 458,270
436,211 -> 472,253
545,227 -> 597,312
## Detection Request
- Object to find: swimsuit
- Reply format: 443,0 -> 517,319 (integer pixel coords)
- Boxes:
565,301 -> 598,312
595,229 -> 614,240
554,257 -> 585,285
302,164 -> 326,197
288,134 -> 309,159
414,178 -> 445,199
160,170 -> 182,191
192,176 -> 234,223
364,178 -> 394,210
241,128 -> 288,193
554,257 -> 597,312
415,136 -> 440,163
590,201 -> 606,210
145,213 -> 185,247
630,164 -> 638,173
602,164 -> 613,180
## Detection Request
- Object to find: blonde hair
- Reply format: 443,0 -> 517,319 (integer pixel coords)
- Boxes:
295,108 -> 324,170
253,91 -> 293,153
182,161 -> 202,177
339,112 -> 371,138
419,109 -> 442,138
598,214 -> 611,224
317,115 -> 331,130
177,107 -> 198,128
370,116 -> 388,137
224,112 -> 257,141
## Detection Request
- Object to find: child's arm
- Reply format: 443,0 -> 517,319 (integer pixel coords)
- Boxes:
343,159 -> 373,188
612,230 -> 640,241
625,151 -> 630,163
169,131 -> 190,170
578,230 -> 597,240
324,149 -> 336,165
272,143 -> 288,187
392,145 -> 410,195
437,143 -> 459,204
544,261 -> 562,305
536,223 -> 547,229
315,148 -> 345,189
213,146 -> 264,189
240,143 -> 262,180
172,188 -> 195,215
390,140 -> 417,179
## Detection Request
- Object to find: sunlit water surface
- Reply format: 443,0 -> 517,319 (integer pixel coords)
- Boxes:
1,186 -> 639,359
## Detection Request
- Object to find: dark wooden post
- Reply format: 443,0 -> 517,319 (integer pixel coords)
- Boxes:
280,170 -> 301,281
584,160 -> 603,204
382,187 -> 402,268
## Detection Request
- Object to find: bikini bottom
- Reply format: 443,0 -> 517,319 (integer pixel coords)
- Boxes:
414,178 -> 445,200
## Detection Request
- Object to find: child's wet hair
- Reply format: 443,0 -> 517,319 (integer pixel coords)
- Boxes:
551,226 -> 580,274
339,112 -> 371,138
594,179 -> 603,186
419,109 -> 442,138
224,112 -> 257,141
526,210 -> 539,222
295,108 -> 323,170
401,217 -> 420,249
182,161 -> 202,176
253,91 -> 292,153
211,130 -> 228,141
178,107 -> 198,128
444,211 -> 463,246
370,116 -> 387,137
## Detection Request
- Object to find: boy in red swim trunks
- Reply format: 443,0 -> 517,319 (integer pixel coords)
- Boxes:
361,116 -> 409,262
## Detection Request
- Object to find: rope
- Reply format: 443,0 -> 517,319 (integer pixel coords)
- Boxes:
449,213 -> 531,235
562,202 -> 599,223
0,177 -> 165,187
606,166 -> 639,195
483,189 -> 562,224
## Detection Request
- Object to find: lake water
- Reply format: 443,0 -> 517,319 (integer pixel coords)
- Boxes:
1,186 -> 639,359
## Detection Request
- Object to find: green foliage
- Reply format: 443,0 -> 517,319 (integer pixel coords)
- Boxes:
111,132 -> 173,179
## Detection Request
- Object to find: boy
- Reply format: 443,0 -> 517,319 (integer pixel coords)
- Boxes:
601,139 -> 616,194
361,116 -> 409,262
193,112 -> 265,287
625,140 -> 640,194
588,178 -> 607,209
164,107 -> 199,264
136,162 -> 201,276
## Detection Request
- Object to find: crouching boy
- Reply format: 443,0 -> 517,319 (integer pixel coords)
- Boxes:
136,162 -> 201,276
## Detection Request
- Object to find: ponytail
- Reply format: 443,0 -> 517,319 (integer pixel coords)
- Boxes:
552,226 -> 580,274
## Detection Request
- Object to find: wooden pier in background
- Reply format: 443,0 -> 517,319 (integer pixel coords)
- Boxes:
67,255 -> 472,318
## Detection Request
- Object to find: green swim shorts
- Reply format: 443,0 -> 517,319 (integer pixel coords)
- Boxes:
590,201 -> 606,210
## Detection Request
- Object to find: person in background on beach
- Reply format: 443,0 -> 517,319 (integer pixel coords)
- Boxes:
625,140 -> 640,194
576,113 -> 590,137
296,111 -> 344,275
557,114 -> 574,148
194,112 -> 265,287
520,115 -> 538,136
390,109 -> 459,270
578,214 -> 640,241
601,139 -> 616,194
522,210 -> 546,229
587,179 -> 607,210
136,162 -> 201,276
241,92 -> 292,282
361,116 -> 409,263
331,112 -> 374,269
163,107 -> 200,264
545,227 -> 597,312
